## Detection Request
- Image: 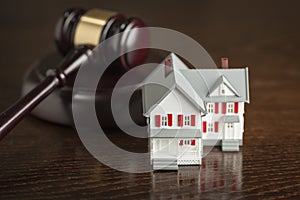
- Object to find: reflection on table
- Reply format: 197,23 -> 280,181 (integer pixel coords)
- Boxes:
151,149 -> 243,198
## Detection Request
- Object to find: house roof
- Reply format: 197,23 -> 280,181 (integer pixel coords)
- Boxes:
142,53 -> 250,116
180,68 -> 250,103
143,53 -> 206,117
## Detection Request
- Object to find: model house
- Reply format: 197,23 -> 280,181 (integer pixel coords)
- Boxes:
142,53 -> 250,170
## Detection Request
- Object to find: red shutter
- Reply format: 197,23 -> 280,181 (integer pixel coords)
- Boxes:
178,114 -> 183,127
191,115 -> 196,126
167,114 -> 173,126
203,121 -> 207,133
222,103 -> 227,114
215,103 -> 219,114
191,140 -> 196,146
234,102 -> 239,113
179,140 -> 183,146
214,121 -> 219,133
155,115 -> 161,127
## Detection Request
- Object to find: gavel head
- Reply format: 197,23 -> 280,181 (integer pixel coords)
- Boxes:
55,8 -> 149,71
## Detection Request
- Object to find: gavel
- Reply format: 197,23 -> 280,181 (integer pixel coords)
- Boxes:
0,8 -> 148,140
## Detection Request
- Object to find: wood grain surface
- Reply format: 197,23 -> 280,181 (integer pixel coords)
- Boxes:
0,0 -> 299,199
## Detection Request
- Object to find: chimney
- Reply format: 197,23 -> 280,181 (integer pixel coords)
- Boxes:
165,58 -> 173,77
221,57 -> 229,69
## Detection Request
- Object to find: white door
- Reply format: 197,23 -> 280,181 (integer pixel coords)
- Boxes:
224,123 -> 235,139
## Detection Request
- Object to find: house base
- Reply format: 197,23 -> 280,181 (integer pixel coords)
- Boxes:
203,139 -> 243,147
221,140 -> 240,152
152,158 -> 178,171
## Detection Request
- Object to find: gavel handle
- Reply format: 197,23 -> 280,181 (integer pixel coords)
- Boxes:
0,46 -> 92,141
0,76 -> 59,140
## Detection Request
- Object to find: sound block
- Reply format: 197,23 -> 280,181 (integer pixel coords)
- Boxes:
22,52 -> 147,128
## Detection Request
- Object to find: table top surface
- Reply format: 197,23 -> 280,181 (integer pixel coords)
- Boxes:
0,0 -> 299,199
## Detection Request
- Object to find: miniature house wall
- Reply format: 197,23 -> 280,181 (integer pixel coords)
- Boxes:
149,89 -> 203,169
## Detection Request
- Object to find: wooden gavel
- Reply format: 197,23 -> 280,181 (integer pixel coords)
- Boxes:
0,8 -> 148,140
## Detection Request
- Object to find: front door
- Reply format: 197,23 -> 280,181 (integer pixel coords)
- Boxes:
224,123 -> 235,139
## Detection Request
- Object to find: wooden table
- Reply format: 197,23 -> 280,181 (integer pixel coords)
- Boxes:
0,0 -> 299,199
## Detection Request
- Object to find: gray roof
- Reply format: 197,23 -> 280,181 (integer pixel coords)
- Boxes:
180,68 -> 250,103
143,53 -> 206,117
142,53 -> 250,116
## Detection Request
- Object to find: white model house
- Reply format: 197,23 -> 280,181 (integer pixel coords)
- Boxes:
142,53 -> 250,170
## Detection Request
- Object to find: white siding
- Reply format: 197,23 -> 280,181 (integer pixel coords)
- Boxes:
149,89 -> 201,131
210,83 -> 236,97
202,102 -> 245,142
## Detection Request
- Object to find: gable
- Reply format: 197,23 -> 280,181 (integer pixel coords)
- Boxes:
149,88 -> 201,117
143,53 -> 206,116
209,82 -> 236,97
207,75 -> 240,97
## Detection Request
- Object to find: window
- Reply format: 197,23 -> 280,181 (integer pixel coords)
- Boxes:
162,116 -> 168,126
227,103 -> 234,113
184,140 -> 190,145
220,85 -> 225,95
180,140 -> 196,146
207,103 -> 214,113
185,116 -> 191,126
159,114 -> 173,127
180,114 -> 196,127
208,123 -> 214,132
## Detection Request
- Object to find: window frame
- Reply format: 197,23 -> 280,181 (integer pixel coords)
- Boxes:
161,116 -> 168,126
207,103 -> 214,113
227,103 -> 234,113
184,115 -> 191,126
208,123 -> 214,132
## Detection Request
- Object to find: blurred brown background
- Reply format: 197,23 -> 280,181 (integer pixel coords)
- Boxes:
0,0 -> 299,199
